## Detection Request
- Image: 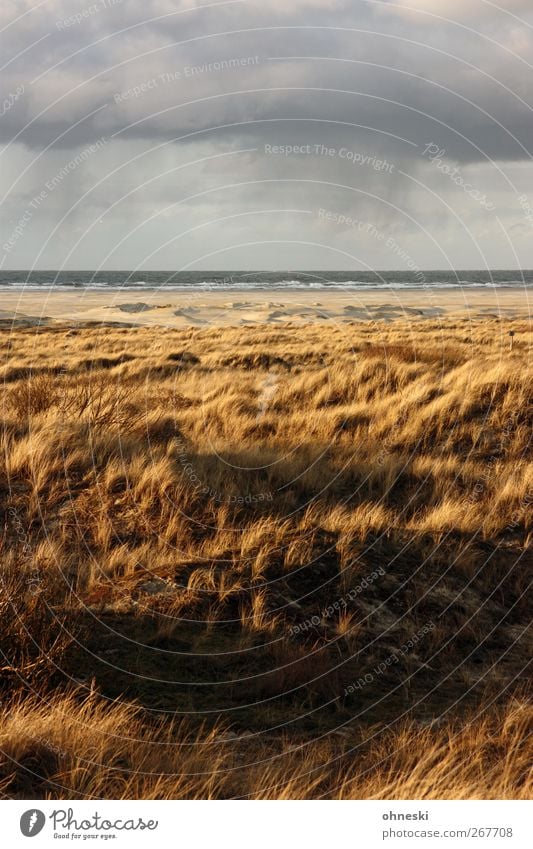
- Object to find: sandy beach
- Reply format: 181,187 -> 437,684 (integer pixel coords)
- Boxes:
0,287 -> 531,327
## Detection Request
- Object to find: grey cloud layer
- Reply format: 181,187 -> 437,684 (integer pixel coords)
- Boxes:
1,0 -> 532,269
2,0 -> 532,159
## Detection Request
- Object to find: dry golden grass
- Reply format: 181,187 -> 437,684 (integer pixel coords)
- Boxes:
0,316 -> 531,799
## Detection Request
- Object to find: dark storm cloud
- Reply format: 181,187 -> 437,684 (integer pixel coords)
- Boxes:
1,0 -> 533,270
1,0 -> 532,163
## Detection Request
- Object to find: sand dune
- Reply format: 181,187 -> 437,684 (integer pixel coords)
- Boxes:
0,309 -> 52,327
0,288 -> 529,327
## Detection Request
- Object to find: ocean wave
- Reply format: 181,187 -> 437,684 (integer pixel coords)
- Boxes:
0,273 -> 531,291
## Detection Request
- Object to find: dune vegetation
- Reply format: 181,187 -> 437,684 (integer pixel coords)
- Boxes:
0,316 -> 531,799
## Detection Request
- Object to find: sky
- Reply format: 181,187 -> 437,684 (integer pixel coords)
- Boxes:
1,0 -> 533,271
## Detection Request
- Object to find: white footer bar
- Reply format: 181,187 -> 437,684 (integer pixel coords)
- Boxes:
3,800 -> 531,848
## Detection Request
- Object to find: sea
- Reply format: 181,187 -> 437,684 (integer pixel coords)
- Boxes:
1,270 -> 532,291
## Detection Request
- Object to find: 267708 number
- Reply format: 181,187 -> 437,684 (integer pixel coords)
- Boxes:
468,828 -> 513,838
